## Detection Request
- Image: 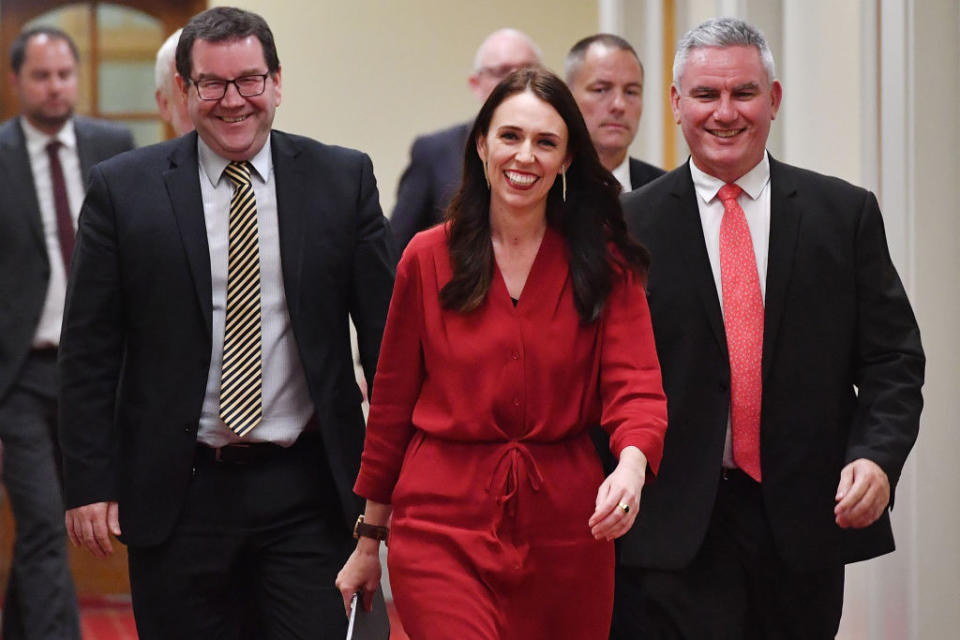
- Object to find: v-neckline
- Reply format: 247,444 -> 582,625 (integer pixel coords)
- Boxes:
491,226 -> 558,312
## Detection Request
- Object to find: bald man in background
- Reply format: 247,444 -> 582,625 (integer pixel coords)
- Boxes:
154,28 -> 193,136
566,34 -> 663,192
390,28 -> 541,253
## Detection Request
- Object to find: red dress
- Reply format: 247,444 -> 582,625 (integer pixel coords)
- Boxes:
354,225 -> 666,639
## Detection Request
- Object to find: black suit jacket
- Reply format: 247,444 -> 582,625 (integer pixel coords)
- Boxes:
620,158 -> 924,571
58,131 -> 395,547
628,156 -> 665,190
390,121 -> 470,254
0,116 -> 133,401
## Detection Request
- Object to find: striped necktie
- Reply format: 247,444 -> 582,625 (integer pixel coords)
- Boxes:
219,161 -> 262,437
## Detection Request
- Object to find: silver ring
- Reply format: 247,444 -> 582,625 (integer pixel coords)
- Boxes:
618,502 -> 630,515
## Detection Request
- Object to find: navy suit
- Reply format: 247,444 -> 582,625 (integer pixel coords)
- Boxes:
0,115 -> 133,640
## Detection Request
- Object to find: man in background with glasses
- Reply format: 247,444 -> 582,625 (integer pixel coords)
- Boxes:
58,7 -> 394,638
0,25 -> 133,640
390,27 -> 541,254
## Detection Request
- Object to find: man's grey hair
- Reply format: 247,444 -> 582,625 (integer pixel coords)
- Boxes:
673,17 -> 776,88
154,28 -> 182,92
564,33 -> 643,86
473,28 -> 542,71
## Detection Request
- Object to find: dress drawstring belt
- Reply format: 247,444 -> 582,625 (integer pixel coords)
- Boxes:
488,443 -> 544,522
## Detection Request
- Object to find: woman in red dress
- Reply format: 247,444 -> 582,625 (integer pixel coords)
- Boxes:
337,68 -> 667,639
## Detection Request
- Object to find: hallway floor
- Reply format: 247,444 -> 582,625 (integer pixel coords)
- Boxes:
78,596 -> 410,639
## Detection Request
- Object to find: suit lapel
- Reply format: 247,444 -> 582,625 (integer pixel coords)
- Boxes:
629,158 -> 641,190
762,158 -> 801,381
0,118 -> 45,250
271,131 -> 306,317
163,133 -> 213,336
667,169 -> 728,355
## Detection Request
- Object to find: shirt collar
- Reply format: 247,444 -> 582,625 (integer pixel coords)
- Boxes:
21,117 -> 77,155
689,150 -> 770,204
197,134 -> 273,188
611,155 -> 632,192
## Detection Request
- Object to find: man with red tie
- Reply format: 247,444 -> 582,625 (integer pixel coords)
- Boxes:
0,26 -> 133,640
616,17 -> 924,638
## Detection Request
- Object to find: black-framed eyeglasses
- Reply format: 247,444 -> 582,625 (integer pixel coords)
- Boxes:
190,73 -> 270,101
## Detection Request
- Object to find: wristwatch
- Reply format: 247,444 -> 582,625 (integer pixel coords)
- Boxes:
353,514 -> 389,541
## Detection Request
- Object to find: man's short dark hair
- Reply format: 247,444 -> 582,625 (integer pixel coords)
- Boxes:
175,6 -> 280,82
10,27 -> 79,74
564,34 -> 643,85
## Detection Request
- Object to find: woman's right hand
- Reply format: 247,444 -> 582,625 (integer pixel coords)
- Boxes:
335,537 -> 383,618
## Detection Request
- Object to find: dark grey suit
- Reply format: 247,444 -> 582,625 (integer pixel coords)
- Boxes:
0,114 -> 133,640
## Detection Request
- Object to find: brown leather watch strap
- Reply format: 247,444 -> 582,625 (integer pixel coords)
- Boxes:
353,515 -> 389,541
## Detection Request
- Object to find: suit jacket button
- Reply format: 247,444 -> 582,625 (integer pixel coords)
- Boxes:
718,382 -> 728,392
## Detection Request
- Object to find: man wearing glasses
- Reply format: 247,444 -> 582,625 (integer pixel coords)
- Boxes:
390,27 -> 541,254
58,7 -> 394,638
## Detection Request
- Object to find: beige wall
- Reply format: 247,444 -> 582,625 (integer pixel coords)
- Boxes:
910,1 -> 960,635
214,0 -> 598,215
781,0 -> 862,183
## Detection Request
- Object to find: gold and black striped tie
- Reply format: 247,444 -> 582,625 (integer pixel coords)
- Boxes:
219,161 -> 262,437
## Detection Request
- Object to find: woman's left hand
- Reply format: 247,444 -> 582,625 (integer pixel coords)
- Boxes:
589,445 -> 647,541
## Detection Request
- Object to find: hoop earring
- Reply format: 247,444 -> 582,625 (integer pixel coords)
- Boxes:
561,166 -> 567,202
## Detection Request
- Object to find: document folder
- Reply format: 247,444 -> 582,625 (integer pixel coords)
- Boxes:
346,587 -> 391,640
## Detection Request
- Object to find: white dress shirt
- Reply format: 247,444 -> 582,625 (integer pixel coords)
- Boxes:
612,154 -> 632,192
689,152 -> 771,468
22,118 -> 84,348
195,137 -> 314,447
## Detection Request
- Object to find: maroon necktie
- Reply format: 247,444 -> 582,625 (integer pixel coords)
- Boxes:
718,183 -> 763,482
45,140 -> 75,274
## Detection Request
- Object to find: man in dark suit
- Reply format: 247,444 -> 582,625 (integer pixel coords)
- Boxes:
390,28 -> 541,254
565,33 -> 664,191
58,7 -> 394,638
614,17 -> 924,638
0,26 -> 133,640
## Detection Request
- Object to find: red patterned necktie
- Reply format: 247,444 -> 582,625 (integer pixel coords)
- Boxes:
45,140 -> 75,273
718,183 -> 763,482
